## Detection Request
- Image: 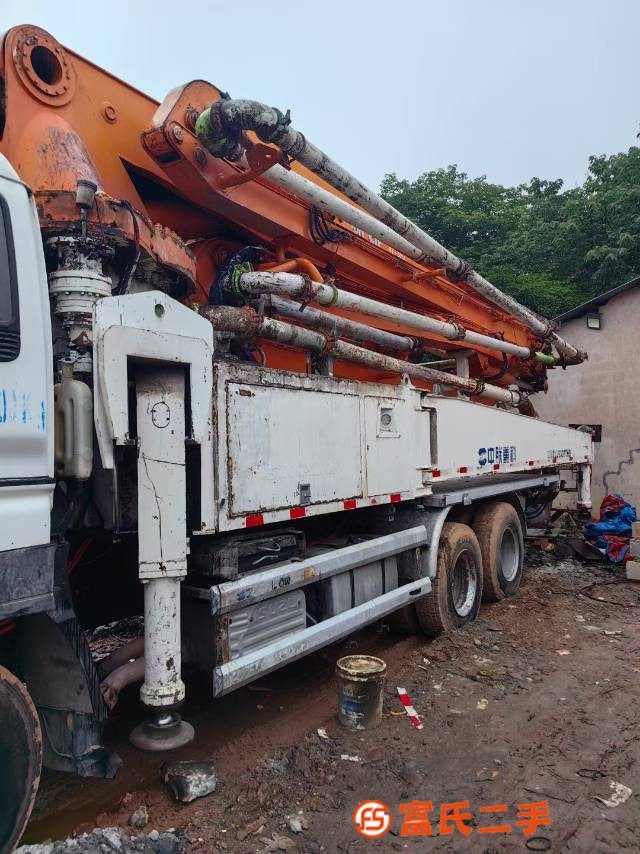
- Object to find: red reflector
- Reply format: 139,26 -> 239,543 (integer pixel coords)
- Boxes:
371,498 -> 378,505
528,460 -> 535,466
290,507 -> 306,519
458,466 -> 468,474
493,463 -> 500,470
552,456 -> 557,464
343,499 -> 357,510
390,493 -> 401,503
432,469 -> 441,478
245,514 -> 264,528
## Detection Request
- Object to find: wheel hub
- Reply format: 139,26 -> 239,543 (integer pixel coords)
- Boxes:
450,549 -> 477,617
500,528 -> 520,582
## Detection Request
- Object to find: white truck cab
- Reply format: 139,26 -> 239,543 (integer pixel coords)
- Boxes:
0,154 -> 53,551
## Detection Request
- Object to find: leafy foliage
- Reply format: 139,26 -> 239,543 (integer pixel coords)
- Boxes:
380,142 -> 640,317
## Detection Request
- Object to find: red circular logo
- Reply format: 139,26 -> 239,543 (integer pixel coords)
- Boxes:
353,800 -> 392,838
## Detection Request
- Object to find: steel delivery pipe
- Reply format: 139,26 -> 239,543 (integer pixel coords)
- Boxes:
196,100 -> 584,363
261,164 -> 425,260
199,304 -> 521,406
264,294 -> 415,351
238,270 -> 536,361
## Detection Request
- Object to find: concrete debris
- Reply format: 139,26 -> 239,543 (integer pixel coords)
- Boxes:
236,816 -> 266,841
129,805 -> 149,830
475,767 -> 500,781
594,780 -> 633,808
626,561 -> 640,581
285,811 -> 308,833
259,832 -> 296,851
15,827 -> 185,853
265,753 -> 290,775
161,761 -> 218,803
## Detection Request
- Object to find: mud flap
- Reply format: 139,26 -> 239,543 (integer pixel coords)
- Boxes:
15,613 -> 122,778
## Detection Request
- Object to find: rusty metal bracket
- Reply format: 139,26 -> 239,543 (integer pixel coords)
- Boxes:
445,317 -> 467,340
538,319 -> 560,340
448,259 -> 473,282
219,143 -> 289,190
320,332 -> 337,356
401,268 -> 447,284
470,379 -> 486,397
296,274 -> 317,311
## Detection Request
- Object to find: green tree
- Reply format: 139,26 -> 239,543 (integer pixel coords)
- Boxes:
380,141 -> 640,317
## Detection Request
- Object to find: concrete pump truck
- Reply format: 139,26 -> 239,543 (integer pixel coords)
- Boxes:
0,25 -> 592,851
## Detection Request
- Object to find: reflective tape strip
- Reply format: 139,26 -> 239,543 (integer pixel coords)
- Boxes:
397,686 -> 423,730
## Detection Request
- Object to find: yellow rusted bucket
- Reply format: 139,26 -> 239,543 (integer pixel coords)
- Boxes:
336,655 -> 387,730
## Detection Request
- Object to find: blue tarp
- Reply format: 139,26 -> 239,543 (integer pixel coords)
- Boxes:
584,493 -> 637,563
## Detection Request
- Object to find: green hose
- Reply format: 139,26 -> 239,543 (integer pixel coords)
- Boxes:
533,351 -> 556,366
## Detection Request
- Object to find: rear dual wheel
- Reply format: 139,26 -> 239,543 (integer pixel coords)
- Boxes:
416,522 -> 483,637
388,523 -> 483,638
473,502 -> 524,601
0,665 -> 42,854
388,505 -> 524,639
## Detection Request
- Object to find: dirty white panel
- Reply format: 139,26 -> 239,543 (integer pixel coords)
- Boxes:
136,366 -> 187,577
226,382 -> 362,515
425,395 -> 593,478
228,589 -> 307,659
94,290 -> 215,531
0,159 -> 54,548
364,395 -> 430,495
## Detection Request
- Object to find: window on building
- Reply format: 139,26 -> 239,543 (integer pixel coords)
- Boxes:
585,313 -> 601,330
0,196 -> 19,361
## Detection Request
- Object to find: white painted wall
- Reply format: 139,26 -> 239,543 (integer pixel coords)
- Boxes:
535,288 -> 640,512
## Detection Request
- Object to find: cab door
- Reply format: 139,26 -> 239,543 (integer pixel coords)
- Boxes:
0,154 -> 53,550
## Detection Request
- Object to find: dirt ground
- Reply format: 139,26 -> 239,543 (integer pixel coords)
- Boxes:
23,548 -> 640,853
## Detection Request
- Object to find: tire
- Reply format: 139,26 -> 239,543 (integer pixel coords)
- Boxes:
473,501 -> 524,601
415,522 -> 483,638
0,665 -> 42,854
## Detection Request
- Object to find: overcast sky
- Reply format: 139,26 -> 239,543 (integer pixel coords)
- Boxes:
3,1 -> 638,191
